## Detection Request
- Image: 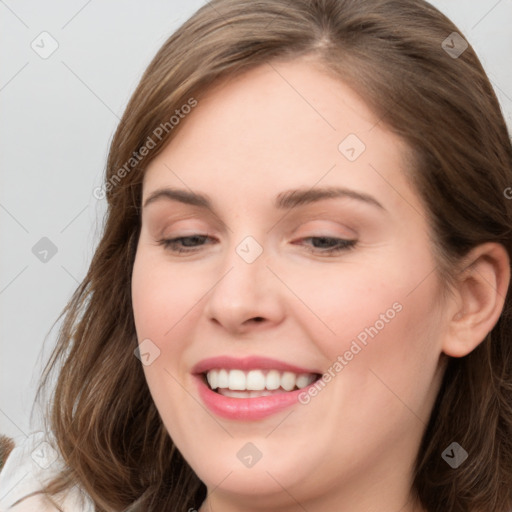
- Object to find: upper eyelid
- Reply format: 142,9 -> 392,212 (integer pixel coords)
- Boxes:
143,206 -> 230,234
151,216 -> 358,232
144,200 -> 374,226
157,230 -> 356,241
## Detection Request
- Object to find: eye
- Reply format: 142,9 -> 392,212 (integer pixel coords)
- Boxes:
157,234 -> 357,256
295,236 -> 357,255
157,234 -> 213,254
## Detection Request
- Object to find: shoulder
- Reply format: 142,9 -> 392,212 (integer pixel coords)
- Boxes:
0,431 -> 95,512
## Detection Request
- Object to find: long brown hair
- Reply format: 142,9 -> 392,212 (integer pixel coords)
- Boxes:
31,0 -> 512,510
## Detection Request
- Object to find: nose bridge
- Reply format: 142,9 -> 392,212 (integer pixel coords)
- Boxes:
204,232 -> 284,331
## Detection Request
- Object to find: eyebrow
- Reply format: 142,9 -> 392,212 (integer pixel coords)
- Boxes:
143,186 -> 385,212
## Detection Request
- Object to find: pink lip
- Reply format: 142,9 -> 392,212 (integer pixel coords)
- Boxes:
191,356 -> 318,375
191,356 -> 320,421
194,375 -> 316,421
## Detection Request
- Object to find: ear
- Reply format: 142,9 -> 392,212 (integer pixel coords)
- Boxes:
442,242 -> 510,358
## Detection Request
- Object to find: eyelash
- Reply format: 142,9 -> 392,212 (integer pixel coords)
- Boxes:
157,235 -> 357,256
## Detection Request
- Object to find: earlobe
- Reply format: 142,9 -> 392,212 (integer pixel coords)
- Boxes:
442,242 -> 510,358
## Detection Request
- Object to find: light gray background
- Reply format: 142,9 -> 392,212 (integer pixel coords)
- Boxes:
1,0 -> 511,442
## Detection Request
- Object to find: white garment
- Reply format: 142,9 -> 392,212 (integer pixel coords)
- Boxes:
0,431 -> 95,511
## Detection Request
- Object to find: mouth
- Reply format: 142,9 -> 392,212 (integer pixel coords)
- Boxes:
192,356 -> 323,420
202,369 -> 322,398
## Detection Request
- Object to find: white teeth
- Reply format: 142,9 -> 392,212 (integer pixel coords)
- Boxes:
205,368 -> 317,393
266,370 -> 281,390
296,374 -> 314,389
217,369 -> 229,388
281,371 -> 296,391
206,371 -> 218,390
228,369 -> 246,390
220,389 -> 275,398
246,370 -> 266,391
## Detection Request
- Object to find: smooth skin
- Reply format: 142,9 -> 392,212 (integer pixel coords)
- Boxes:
131,56 -> 510,512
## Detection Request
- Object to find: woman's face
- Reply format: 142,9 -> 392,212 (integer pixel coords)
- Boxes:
131,58 -> 449,511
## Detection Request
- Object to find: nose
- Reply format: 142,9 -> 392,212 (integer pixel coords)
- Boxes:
203,239 -> 286,335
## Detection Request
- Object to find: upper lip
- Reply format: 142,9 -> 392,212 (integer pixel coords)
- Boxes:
192,356 -> 319,375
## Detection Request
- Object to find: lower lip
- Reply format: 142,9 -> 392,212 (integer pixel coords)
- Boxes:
195,375 -> 313,421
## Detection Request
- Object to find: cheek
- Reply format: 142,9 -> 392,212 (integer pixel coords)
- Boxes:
286,266 -> 443,455
284,253 -> 443,388
131,251 -> 202,403
131,249 -> 203,344
131,251 -> 211,438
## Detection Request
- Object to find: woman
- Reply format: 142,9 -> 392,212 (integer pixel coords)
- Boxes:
1,0 -> 511,511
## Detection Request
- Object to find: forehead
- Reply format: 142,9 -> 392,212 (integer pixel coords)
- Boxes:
142,58 -> 420,217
